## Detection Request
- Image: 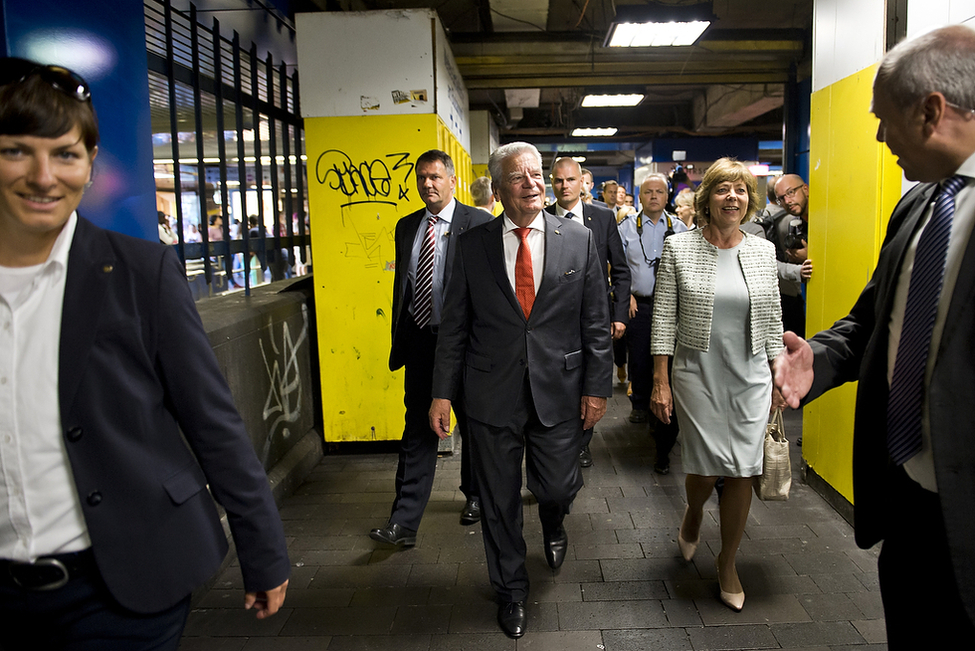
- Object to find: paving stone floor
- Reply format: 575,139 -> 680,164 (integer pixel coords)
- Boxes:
179,382 -> 888,650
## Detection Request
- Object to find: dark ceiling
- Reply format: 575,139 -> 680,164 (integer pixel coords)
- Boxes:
291,0 -> 813,155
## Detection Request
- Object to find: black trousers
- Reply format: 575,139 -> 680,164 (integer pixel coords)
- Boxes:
780,292 -> 805,338
877,468 -> 975,650
0,555 -> 190,650
467,377 -> 583,602
626,297 -> 678,460
627,297 -> 654,411
390,319 -> 476,531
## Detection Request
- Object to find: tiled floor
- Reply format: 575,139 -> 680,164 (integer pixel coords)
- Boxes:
180,383 -> 888,650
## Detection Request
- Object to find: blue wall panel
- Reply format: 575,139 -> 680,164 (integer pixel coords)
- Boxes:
2,0 -> 156,240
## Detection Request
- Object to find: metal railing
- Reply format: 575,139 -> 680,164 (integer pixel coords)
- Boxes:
145,0 -> 309,297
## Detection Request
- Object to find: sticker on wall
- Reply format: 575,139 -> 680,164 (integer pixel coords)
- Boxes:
360,96 -> 380,111
391,89 -> 428,105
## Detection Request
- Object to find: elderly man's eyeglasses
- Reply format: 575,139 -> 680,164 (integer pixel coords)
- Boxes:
0,58 -> 91,103
776,185 -> 805,205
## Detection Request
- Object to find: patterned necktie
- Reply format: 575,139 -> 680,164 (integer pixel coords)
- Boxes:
886,175 -> 966,465
564,211 -> 575,222
413,214 -> 438,328
514,227 -> 535,319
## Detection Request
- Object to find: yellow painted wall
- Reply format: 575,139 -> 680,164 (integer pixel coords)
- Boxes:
306,113 -> 472,441
804,63 -> 905,500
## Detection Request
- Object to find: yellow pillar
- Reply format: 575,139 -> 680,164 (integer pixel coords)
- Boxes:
297,9 -> 473,441
804,63 -> 903,500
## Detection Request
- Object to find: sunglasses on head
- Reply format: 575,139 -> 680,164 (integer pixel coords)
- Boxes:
0,57 -> 91,102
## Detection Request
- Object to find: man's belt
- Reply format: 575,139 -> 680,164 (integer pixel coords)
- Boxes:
0,549 -> 95,591
633,294 -> 654,302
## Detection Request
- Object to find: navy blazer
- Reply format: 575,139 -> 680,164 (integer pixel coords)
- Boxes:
805,183 -> 975,622
546,203 -> 631,324
432,213 -> 613,428
58,217 -> 290,613
389,201 -> 491,371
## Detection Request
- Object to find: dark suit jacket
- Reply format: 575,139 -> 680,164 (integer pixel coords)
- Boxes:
804,182 -> 975,621
389,201 -> 492,371
58,217 -> 290,614
432,213 -> 614,427
546,203 -> 631,324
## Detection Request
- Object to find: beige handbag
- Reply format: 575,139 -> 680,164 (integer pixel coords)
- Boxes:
755,409 -> 791,500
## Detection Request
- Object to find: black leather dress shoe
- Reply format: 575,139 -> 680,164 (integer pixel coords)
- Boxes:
497,600 -> 527,638
578,445 -> 593,468
629,408 -> 649,423
369,522 -> 416,547
544,527 -> 568,569
460,497 -> 481,525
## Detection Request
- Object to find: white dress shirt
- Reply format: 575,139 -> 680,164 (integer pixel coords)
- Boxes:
554,200 -> 585,225
502,212 -> 545,295
0,212 -> 91,561
888,152 -> 975,492
407,198 -> 456,327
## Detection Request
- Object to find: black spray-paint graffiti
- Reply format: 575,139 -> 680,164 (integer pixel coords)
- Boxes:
260,306 -> 309,462
315,150 -> 414,208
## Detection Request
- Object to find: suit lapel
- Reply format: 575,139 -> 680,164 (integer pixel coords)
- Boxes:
483,216 -> 525,319
59,218 -> 117,416
537,213 -> 566,301
445,204 -> 471,288
877,184 -> 938,319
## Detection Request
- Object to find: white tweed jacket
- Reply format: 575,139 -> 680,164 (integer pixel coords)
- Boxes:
651,228 -> 784,361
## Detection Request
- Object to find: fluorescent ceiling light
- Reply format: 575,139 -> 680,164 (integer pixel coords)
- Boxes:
571,127 -> 618,137
571,156 -> 587,162
604,3 -> 713,47
607,21 -> 709,47
582,94 -> 645,107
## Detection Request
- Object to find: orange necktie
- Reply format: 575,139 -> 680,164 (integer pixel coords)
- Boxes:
514,227 -> 535,319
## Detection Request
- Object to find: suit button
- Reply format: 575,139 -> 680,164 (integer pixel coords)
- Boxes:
66,427 -> 83,442
519,359 -> 526,366
87,491 -> 102,506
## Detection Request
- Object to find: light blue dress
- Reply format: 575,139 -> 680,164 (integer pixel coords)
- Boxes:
671,244 -> 771,477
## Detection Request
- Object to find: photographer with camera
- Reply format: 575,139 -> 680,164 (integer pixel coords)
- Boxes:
772,174 -> 814,336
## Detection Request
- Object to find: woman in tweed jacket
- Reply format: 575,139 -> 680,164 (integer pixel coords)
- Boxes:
649,159 -> 784,612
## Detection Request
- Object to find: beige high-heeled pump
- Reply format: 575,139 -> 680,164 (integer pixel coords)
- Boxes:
715,558 -> 745,612
677,506 -> 699,562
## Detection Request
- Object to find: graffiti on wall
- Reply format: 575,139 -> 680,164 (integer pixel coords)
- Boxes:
261,305 -> 309,456
315,150 -> 414,208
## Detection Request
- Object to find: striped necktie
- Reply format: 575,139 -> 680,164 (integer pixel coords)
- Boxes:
886,175 -> 966,465
413,214 -> 438,328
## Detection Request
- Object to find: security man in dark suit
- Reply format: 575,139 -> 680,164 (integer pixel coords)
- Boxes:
371,150 -> 492,547
546,157 -> 630,467
774,25 -> 975,649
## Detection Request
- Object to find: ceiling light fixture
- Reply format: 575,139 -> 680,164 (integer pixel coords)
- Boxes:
571,127 -> 618,137
581,94 -> 645,107
604,3 -> 713,48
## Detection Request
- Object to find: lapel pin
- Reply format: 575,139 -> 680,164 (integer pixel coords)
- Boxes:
554,230 -> 560,235
102,264 -> 114,273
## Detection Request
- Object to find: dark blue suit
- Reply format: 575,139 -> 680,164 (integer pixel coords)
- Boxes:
387,201 -> 491,530
54,216 -> 289,613
805,182 -> 975,641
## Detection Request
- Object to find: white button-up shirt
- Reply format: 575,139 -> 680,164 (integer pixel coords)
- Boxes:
502,212 -> 545,295
0,213 -> 91,561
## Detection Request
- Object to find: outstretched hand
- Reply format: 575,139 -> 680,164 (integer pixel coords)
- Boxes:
773,331 -> 814,409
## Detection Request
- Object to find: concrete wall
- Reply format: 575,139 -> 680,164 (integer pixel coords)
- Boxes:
195,277 -> 324,500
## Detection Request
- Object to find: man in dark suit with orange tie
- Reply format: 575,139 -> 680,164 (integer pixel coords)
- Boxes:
774,25 -> 975,649
430,142 -> 613,638
371,150 -> 491,547
546,157 -> 630,467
